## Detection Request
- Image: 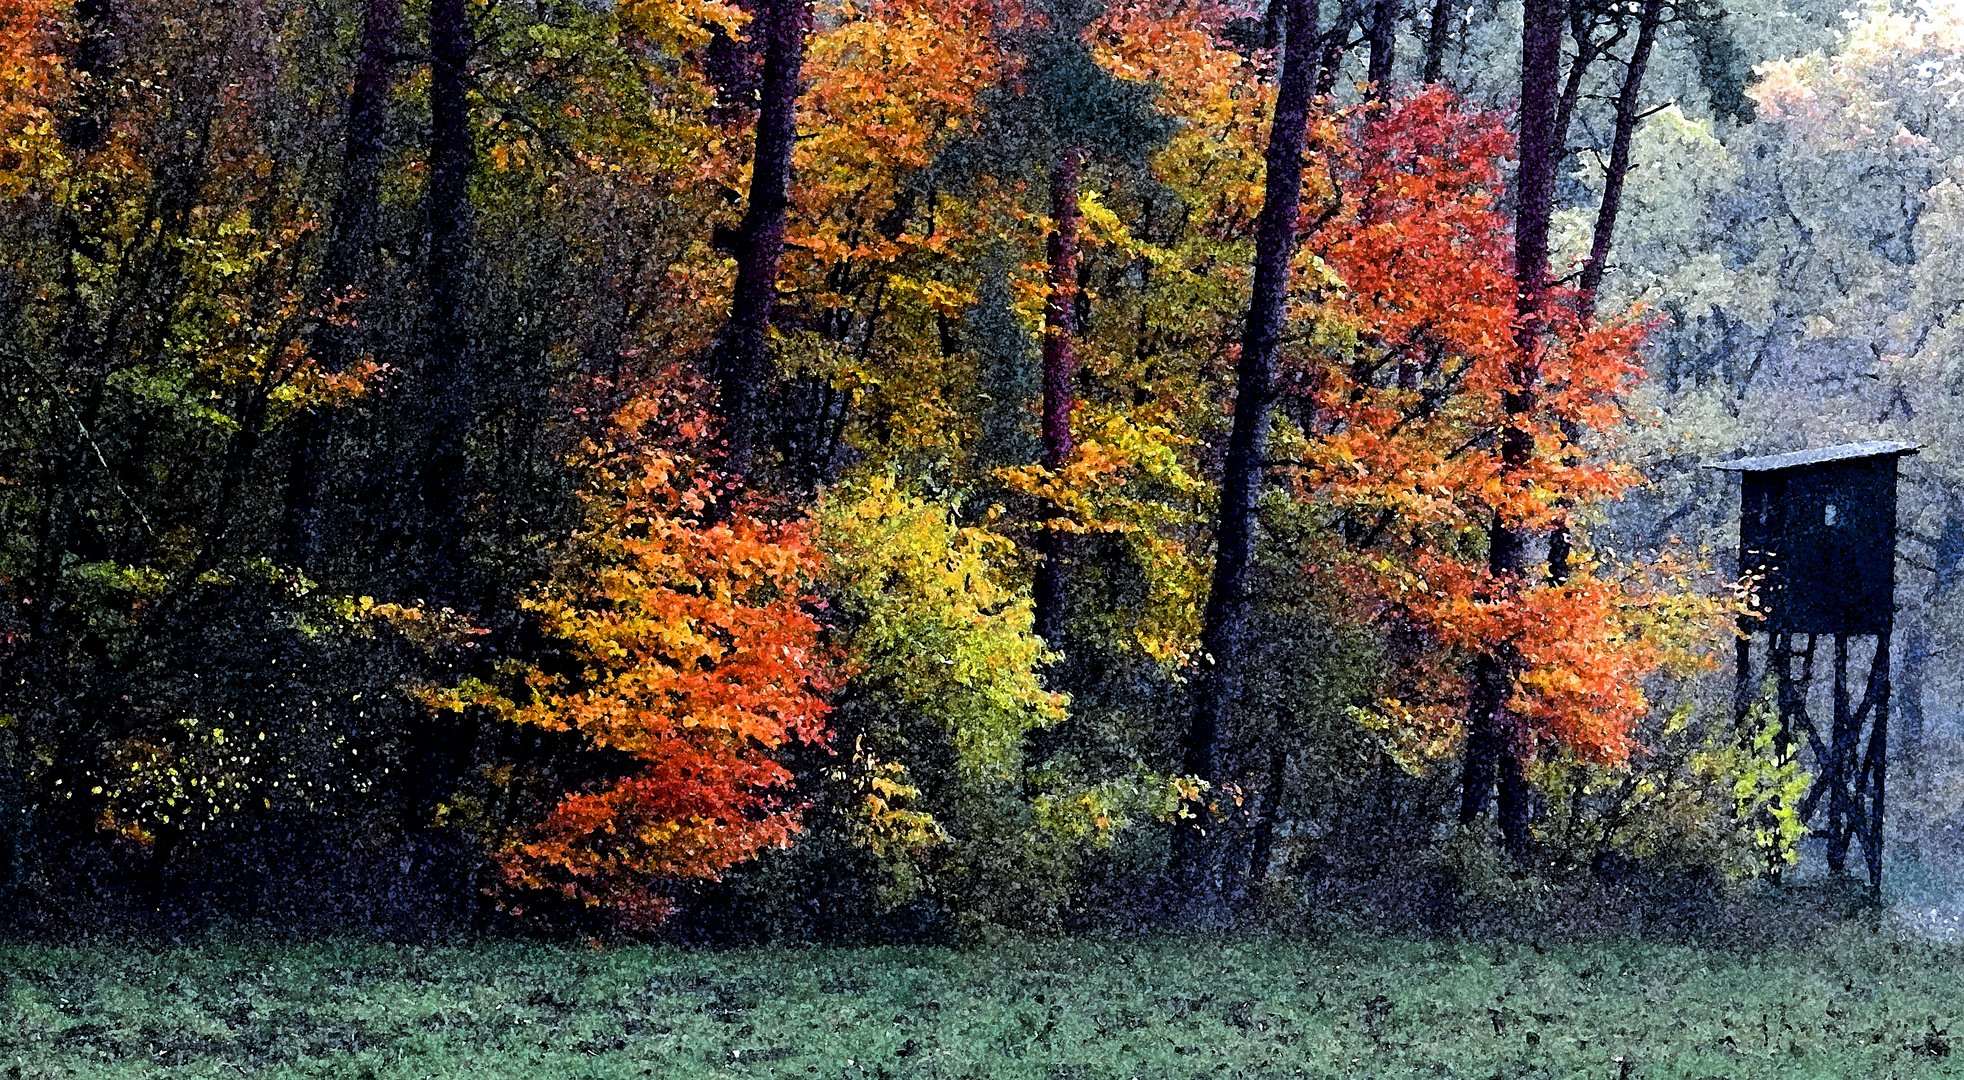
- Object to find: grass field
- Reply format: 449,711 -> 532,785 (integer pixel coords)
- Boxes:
4,930 -> 1962,1079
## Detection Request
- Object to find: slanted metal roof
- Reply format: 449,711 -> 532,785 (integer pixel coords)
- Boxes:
1704,441 -> 1921,473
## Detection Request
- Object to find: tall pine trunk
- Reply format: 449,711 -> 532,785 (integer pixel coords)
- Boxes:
1459,0 -> 1563,856
280,0 -> 403,567
1421,0 -> 1451,83
1178,0 -> 1320,900
1546,0 -> 1664,584
1032,148 -> 1083,649
1317,1 -> 1358,96
421,0 -> 475,602
1366,0 -> 1398,90
716,0 -> 811,484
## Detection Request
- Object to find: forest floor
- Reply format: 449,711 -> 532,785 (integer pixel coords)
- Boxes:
3,930 -> 1961,1079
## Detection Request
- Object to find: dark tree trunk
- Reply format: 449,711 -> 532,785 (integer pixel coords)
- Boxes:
420,0 -> 476,603
1317,1 -> 1359,96
382,0 -> 480,840
1460,0 -> 1563,857
1178,0 -> 1320,900
1262,0 -> 1286,52
1577,0 -> 1665,311
1547,522 -> 1572,583
1366,0 -> 1398,90
701,0 -> 765,124
1899,622 -> 1928,790
1552,1 -> 1615,164
1244,746 -> 1290,889
280,0 -> 403,567
59,0 -> 117,152
715,0 -> 811,484
420,0 -> 477,600
1032,149 -> 1083,649
1421,0 -> 1451,83
324,0 -> 402,315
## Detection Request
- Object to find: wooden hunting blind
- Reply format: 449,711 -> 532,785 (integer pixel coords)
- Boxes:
1707,440 -> 1919,894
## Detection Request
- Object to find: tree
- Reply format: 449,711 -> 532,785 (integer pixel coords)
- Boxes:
1034,146 -> 1084,647
456,390 -> 833,928
813,475 -> 1073,925
0,0 -> 1790,935
278,0 -> 404,568
1576,0 -> 1668,313
1420,0 -> 1451,83
1178,0 -> 1323,900
1456,0 -> 1564,855
1366,0 -> 1397,89
1277,89 -> 1728,857
421,0 -> 478,600
956,0 -> 1175,647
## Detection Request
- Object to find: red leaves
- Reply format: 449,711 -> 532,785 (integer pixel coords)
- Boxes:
495,402 -> 833,926
1284,88 -> 1724,769
1296,90 -> 1644,537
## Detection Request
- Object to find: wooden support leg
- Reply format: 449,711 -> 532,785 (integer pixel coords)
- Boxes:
1859,628 -> 1891,896
1827,635 -> 1853,876
1735,625 -> 1755,727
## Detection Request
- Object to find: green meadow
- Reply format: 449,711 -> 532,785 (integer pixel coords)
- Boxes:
5,931 -> 1961,1079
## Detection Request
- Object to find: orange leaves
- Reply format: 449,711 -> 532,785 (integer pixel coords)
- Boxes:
1090,0 -> 1242,108
1415,568 -> 1671,765
1289,89 -> 1649,539
618,0 -> 750,53
493,406 -> 832,925
0,0 -> 67,196
1281,88 -> 1728,768
793,0 -> 1009,277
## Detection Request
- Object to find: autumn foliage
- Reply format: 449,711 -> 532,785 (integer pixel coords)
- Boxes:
0,0 -> 64,194
470,392 -> 832,926
1283,89 -> 1726,767
0,0 -> 1773,938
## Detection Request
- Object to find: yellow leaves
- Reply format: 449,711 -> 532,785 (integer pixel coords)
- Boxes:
1077,188 -> 1175,265
994,409 -> 1203,663
268,356 -> 383,421
795,0 -> 1003,246
816,474 -> 1064,780
1348,699 -> 1464,774
335,595 -> 485,650
414,677 -> 517,718
843,739 -> 946,864
1030,769 -> 1203,847
486,140 -> 534,173
620,0 -> 748,55
887,275 -> 974,318
86,718 -> 270,842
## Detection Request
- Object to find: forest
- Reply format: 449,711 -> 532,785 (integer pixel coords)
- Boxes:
4,0 -> 1964,960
